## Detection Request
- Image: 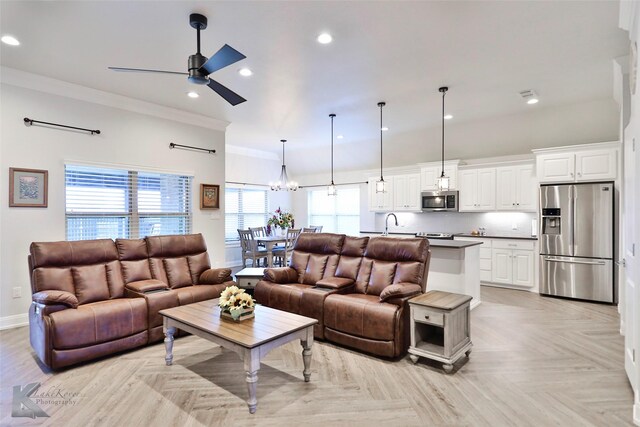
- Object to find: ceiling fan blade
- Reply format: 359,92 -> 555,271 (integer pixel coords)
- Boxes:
108,67 -> 188,76
207,79 -> 246,106
199,44 -> 246,75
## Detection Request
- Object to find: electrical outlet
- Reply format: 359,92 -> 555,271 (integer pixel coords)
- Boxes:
12,287 -> 21,298
512,223 -> 518,230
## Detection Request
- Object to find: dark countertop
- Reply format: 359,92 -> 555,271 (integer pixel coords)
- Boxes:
455,233 -> 538,241
359,231 -> 483,249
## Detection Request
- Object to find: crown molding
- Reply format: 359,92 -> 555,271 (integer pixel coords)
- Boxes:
531,140 -> 620,154
226,144 -> 280,161
0,66 -> 229,132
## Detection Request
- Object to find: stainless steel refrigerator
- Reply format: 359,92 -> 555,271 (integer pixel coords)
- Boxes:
539,182 -> 615,303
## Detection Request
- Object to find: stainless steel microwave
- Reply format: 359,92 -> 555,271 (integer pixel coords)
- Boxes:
421,191 -> 459,212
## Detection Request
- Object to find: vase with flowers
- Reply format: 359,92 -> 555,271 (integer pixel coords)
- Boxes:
218,285 -> 255,321
266,207 -> 294,236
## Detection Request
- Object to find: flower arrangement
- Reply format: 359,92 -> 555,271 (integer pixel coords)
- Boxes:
219,285 -> 255,321
266,207 -> 294,232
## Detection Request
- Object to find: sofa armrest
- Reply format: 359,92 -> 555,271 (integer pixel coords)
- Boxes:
32,290 -> 78,309
199,268 -> 232,284
315,277 -> 354,290
263,267 -> 298,284
125,279 -> 168,293
379,283 -> 422,303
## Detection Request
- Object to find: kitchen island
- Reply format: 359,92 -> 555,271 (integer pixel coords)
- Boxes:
360,232 -> 483,309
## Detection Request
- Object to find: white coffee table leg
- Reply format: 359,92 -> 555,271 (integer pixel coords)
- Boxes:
164,326 -> 176,366
244,348 -> 261,414
301,327 -> 314,382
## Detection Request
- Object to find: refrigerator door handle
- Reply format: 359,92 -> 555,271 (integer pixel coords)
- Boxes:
543,257 -> 606,266
572,185 -> 578,257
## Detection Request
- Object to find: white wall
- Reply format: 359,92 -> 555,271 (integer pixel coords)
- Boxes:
224,147 -> 292,266
0,81 -> 226,326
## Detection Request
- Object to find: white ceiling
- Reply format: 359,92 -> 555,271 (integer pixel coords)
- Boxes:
0,1 -> 629,175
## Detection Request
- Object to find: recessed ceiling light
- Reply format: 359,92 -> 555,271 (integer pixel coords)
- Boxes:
527,98 -> 539,105
1,35 -> 20,46
187,91 -> 199,98
238,67 -> 253,77
317,33 -> 333,44
444,114 -> 453,120
337,135 -> 344,139
519,89 -> 539,105
381,127 -> 389,131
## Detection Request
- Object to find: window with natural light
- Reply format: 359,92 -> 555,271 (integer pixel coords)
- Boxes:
65,164 -> 192,240
308,187 -> 360,235
225,186 -> 269,243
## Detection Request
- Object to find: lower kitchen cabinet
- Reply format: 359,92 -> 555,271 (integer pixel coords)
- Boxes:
491,240 -> 535,287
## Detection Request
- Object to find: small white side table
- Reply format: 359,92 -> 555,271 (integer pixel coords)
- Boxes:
235,267 -> 265,291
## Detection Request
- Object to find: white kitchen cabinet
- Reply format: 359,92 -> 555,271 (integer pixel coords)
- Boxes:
367,176 -> 394,212
459,168 -> 496,211
575,149 -> 617,181
495,164 -> 536,211
393,173 -> 421,211
537,148 -> 617,183
491,240 -> 535,287
420,165 -> 458,191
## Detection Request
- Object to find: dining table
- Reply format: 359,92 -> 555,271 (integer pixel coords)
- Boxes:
255,235 -> 288,268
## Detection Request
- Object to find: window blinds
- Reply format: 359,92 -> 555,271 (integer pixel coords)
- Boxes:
225,187 -> 269,242
308,187 -> 360,235
65,164 -> 192,241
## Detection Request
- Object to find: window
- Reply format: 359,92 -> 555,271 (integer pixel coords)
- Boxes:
65,164 -> 192,241
225,186 -> 268,243
308,187 -> 360,235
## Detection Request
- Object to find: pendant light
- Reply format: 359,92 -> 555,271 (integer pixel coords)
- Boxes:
327,113 -> 337,196
376,101 -> 387,193
270,139 -> 298,191
437,87 -> 450,191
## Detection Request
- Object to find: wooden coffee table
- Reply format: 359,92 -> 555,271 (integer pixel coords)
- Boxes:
159,299 -> 317,414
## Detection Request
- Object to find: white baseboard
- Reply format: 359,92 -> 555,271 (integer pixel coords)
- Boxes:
0,313 -> 29,330
470,299 -> 482,310
634,401 -> 640,426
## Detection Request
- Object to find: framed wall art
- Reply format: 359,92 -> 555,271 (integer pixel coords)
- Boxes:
200,183 -> 220,209
9,167 -> 48,208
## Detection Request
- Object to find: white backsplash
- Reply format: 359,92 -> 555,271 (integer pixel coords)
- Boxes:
373,211 -> 537,237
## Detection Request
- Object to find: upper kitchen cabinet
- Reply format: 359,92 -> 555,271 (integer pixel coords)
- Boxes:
459,167 -> 496,211
419,160 -> 459,191
368,176 -> 394,212
393,173 -> 421,211
534,142 -> 619,184
495,164 -> 537,211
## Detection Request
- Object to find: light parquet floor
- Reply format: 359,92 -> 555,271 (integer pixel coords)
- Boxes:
0,286 -> 634,426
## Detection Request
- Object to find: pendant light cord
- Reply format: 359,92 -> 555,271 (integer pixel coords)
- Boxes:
378,102 -> 385,181
439,87 -> 448,178
281,139 -> 285,167
330,114 -> 335,185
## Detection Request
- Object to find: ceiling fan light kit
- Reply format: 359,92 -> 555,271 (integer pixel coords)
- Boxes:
437,86 -> 450,191
376,101 -> 387,193
108,13 -> 247,106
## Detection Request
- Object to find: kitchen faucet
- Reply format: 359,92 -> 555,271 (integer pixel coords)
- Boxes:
384,213 -> 398,236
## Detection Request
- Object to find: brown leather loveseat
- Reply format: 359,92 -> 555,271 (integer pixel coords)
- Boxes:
29,234 -> 233,369
255,233 -> 431,358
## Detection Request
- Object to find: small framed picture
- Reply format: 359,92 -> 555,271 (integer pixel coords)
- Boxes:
9,167 -> 48,208
200,183 -> 220,209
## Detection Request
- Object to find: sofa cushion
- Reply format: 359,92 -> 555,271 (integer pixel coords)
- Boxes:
254,282 -> 310,314
364,237 -> 429,263
163,258 -> 192,289
379,283 -> 422,302
33,267 -> 75,294
30,239 -> 118,268
324,294 -> 399,341
32,290 -> 79,308
105,261 -> 125,298
49,298 -> 147,350
301,254 -> 329,285
315,277 -> 354,290
367,261 -> 398,296
174,284 -> 226,306
115,238 -> 148,261
187,252 -> 211,283
121,260 -> 152,283
72,264 -> 110,305
293,233 -> 345,255
199,268 -> 232,284
146,234 -> 207,258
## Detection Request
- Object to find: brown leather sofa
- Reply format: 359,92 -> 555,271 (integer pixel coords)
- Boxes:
29,234 -> 233,369
254,233 -> 431,358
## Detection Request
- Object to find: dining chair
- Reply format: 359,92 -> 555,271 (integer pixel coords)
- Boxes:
249,226 -> 267,248
309,225 -> 323,232
272,228 -> 301,266
302,227 -> 316,233
237,229 -> 268,268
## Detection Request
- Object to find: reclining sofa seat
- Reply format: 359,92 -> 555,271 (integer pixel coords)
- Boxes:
323,237 -> 431,358
255,234 -> 430,358
29,239 -> 148,369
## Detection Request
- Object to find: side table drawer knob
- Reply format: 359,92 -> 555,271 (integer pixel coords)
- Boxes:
425,315 -> 430,320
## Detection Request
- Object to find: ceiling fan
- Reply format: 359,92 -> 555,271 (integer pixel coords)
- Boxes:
108,13 -> 247,106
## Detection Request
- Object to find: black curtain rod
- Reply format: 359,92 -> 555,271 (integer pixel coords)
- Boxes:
299,181 -> 368,189
169,143 -> 216,154
24,117 -> 100,135
225,181 -> 270,187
